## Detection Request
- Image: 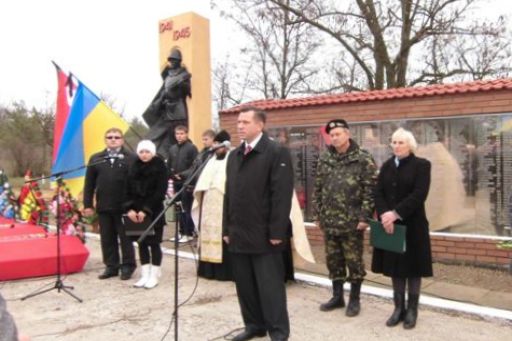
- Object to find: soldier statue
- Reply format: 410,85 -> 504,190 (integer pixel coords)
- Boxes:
143,47 -> 191,159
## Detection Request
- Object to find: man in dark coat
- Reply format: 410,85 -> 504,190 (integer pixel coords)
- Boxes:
142,47 -> 191,159
197,129 -> 216,163
180,129 -> 216,187
223,107 -> 294,341
83,128 -> 137,280
167,125 -> 198,242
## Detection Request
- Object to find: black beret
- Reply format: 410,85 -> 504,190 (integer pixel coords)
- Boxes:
214,130 -> 231,143
325,119 -> 349,133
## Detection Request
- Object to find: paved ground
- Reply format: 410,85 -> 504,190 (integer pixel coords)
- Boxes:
1,237 -> 511,341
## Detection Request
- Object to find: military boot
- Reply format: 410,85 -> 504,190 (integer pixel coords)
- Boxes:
319,280 -> 345,311
386,291 -> 405,326
403,294 -> 419,329
345,281 -> 362,317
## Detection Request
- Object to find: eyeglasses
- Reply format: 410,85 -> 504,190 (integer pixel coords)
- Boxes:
105,136 -> 122,140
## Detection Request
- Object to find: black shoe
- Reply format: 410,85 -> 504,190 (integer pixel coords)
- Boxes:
345,282 -> 362,317
320,296 -> 345,311
232,329 -> 266,341
319,280 -> 345,311
386,292 -> 405,327
98,268 -> 118,280
403,294 -> 419,329
120,267 -> 135,280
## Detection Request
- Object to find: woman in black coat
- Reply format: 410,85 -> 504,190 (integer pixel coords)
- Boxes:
124,140 -> 168,289
372,127 -> 432,329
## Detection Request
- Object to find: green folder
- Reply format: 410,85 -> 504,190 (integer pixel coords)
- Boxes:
369,219 -> 406,254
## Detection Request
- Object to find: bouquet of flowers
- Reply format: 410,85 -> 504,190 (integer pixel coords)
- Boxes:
49,179 -> 86,243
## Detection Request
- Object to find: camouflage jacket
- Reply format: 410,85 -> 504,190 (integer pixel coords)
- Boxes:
313,139 -> 377,234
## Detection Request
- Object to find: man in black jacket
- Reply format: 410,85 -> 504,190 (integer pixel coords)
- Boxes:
167,125 -> 198,242
223,107 -> 294,341
83,128 -> 137,280
180,128 -> 215,187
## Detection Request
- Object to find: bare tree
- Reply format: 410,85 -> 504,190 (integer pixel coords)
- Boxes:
212,57 -> 251,111
100,92 -> 125,116
267,0 -> 511,90
0,102 -> 53,175
124,116 -> 149,151
412,17 -> 512,85
213,0 -> 323,100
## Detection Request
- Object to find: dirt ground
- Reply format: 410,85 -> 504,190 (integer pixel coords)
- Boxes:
1,238 -> 512,341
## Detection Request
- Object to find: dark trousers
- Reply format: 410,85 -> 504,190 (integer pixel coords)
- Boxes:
139,242 -> 163,266
98,212 -> 136,271
174,182 -> 195,236
231,252 -> 290,340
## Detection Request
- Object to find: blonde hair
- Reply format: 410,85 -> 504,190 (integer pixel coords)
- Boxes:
391,127 -> 418,153
104,127 -> 123,137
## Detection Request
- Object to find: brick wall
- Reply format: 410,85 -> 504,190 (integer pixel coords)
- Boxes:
429,234 -> 512,267
304,225 -> 512,269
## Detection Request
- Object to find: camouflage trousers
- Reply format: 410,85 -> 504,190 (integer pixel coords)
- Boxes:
324,230 -> 366,283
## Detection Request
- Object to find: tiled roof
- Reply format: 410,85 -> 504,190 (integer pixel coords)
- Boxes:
220,78 -> 512,114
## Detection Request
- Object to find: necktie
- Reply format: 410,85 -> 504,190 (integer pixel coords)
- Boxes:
108,151 -> 116,164
244,145 -> 252,156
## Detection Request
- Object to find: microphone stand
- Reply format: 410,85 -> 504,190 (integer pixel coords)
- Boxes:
21,158 -> 108,303
138,150 -> 216,341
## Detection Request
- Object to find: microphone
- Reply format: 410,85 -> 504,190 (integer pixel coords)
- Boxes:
209,141 -> 231,152
103,154 -> 125,160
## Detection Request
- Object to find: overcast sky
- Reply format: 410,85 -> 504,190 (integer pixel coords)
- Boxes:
0,0 -> 227,120
0,0 -> 511,121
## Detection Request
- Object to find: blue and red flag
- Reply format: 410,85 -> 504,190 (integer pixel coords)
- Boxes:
51,63 -> 129,197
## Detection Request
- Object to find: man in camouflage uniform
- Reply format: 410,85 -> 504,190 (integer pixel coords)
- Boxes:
314,119 -> 377,317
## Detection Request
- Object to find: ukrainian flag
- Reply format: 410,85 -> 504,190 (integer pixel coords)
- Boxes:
52,82 -> 129,197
